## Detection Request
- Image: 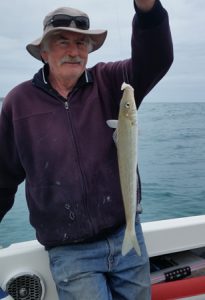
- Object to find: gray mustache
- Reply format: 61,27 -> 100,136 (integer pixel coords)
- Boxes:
59,56 -> 82,65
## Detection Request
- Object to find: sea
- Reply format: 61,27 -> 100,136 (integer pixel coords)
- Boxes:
0,99 -> 205,247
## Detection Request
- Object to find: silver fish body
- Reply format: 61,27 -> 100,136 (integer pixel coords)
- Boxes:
107,82 -> 141,256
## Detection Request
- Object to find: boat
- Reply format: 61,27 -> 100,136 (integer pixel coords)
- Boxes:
0,215 -> 205,300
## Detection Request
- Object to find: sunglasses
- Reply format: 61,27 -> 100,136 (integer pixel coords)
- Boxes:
45,14 -> 90,30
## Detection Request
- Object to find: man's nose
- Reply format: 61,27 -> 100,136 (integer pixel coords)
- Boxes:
67,43 -> 79,56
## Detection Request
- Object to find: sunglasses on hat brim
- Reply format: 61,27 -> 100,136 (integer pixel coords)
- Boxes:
44,14 -> 90,30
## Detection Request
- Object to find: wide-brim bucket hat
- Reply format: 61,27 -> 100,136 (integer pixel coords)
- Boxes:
26,7 -> 107,61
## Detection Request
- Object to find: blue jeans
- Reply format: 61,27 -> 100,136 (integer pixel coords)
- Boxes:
48,217 -> 151,300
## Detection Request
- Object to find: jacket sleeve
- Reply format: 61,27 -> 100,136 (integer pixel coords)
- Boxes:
0,101 -> 25,222
96,0 -> 173,109
131,0 -> 174,107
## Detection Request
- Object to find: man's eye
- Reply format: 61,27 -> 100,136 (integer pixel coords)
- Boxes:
56,39 -> 69,46
60,40 -> 68,45
77,41 -> 87,46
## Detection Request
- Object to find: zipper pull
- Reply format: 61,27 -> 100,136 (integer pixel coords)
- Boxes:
65,101 -> 69,110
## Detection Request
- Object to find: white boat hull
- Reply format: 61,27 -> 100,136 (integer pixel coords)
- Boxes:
0,215 -> 205,300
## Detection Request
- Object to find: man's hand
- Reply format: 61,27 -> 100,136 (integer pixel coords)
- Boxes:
135,0 -> 156,11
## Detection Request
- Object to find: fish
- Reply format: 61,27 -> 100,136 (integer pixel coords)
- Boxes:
106,82 -> 141,256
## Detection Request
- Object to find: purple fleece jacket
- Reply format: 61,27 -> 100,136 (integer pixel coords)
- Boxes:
0,0 -> 173,248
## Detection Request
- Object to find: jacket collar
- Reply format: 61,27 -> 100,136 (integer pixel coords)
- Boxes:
32,63 -> 93,99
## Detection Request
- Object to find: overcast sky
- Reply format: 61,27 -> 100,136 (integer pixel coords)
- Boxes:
0,0 -> 204,102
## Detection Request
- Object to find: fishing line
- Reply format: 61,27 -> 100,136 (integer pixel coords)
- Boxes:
115,2 -> 130,84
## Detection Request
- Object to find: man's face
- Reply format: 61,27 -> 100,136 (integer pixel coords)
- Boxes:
41,31 -> 90,82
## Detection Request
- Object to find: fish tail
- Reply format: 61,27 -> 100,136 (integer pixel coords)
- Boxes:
122,228 -> 141,256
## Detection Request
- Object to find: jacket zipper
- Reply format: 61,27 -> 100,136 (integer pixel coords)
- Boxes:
64,101 -> 69,110
64,99 -> 95,234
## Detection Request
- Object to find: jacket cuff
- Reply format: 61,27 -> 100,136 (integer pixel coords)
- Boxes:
134,0 -> 167,29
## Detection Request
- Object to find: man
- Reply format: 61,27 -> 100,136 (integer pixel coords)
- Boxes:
0,0 -> 173,299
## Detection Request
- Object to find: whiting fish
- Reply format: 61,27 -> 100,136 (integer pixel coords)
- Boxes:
107,82 -> 141,256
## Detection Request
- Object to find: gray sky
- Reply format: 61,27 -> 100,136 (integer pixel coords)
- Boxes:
0,0 -> 205,102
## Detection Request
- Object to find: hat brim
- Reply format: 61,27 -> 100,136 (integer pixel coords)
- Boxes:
26,27 -> 107,61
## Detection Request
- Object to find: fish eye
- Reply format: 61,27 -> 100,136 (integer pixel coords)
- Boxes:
125,102 -> 130,108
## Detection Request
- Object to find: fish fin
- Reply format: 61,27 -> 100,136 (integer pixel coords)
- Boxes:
106,120 -> 118,145
122,229 -> 141,256
106,119 -> 118,129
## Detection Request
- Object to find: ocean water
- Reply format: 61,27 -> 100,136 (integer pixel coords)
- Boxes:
0,100 -> 205,247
